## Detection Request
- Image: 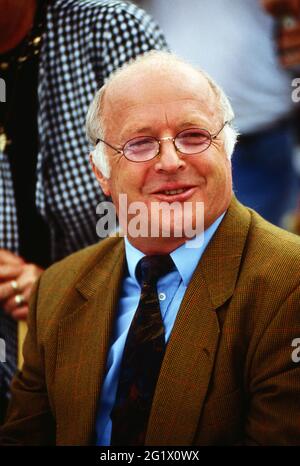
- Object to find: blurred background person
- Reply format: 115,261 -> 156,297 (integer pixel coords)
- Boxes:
262,0 -> 300,234
0,0 -> 167,423
135,0 -> 300,228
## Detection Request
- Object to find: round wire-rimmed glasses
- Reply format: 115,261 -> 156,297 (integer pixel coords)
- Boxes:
96,120 -> 229,163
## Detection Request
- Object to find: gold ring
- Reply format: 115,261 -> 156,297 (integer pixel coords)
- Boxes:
10,280 -> 19,292
15,294 -> 25,306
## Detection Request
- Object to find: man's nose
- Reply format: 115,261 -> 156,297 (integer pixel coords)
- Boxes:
154,138 -> 186,173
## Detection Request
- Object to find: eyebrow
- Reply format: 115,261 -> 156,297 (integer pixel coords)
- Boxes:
121,126 -> 153,139
180,121 -> 209,129
121,121 -> 210,140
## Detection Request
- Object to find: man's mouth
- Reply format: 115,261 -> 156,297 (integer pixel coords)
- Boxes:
150,185 -> 197,201
162,188 -> 187,195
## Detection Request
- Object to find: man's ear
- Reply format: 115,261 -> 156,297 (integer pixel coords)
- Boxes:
90,153 -> 111,196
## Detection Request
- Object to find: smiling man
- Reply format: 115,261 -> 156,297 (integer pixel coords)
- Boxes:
1,51 -> 300,446
90,55 -> 234,253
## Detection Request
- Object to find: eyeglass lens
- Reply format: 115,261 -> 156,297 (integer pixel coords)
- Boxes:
123,128 -> 212,161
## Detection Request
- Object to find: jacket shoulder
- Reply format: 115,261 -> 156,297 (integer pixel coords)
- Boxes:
239,207 -> 300,295
40,236 -> 123,288
249,209 -> 300,256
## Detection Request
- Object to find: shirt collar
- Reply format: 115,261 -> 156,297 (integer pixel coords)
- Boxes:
170,213 -> 225,286
124,212 -> 225,287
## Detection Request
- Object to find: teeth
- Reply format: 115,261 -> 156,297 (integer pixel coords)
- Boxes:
164,188 -> 185,195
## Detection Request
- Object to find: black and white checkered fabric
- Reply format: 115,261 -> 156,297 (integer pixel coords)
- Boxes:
0,0 -> 167,401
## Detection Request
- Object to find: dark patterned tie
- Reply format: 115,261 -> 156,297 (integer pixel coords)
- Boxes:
110,254 -> 175,446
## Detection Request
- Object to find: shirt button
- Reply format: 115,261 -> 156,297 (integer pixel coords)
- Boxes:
159,292 -> 166,301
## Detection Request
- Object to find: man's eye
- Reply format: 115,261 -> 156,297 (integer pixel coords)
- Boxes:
179,131 -> 209,144
127,138 -> 155,152
132,140 -> 151,148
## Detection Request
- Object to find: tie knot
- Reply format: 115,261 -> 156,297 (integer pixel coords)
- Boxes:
137,255 -> 175,285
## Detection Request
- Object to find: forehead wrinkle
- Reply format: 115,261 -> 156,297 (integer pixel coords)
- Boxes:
164,109 -> 170,129
117,98 -> 216,119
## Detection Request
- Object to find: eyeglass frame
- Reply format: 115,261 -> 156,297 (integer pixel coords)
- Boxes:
95,120 -> 230,163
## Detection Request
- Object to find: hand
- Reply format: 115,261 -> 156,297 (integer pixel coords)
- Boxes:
261,0 -> 300,69
0,250 -> 43,321
261,0 -> 300,16
277,19 -> 300,68
0,248 -> 25,266
0,248 -> 25,310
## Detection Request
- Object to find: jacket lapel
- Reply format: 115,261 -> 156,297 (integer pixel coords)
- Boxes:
146,197 -> 251,445
55,238 -> 126,445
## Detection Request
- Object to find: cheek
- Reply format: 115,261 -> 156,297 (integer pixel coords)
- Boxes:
109,162 -> 147,198
199,156 -> 232,198
207,152 -> 231,177
191,154 -> 220,178
109,158 -> 128,190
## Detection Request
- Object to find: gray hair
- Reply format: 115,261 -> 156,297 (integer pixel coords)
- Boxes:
86,51 -> 238,178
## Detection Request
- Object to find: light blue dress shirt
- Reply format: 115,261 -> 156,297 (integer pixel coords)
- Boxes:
95,213 -> 225,445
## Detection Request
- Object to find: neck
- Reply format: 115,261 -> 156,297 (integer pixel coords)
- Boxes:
0,0 -> 37,54
125,208 -> 228,255
126,235 -> 188,255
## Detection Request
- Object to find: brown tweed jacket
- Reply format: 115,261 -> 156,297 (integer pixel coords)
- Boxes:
1,197 -> 300,445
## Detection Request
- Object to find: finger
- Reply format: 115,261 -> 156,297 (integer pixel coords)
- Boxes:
11,306 -> 29,321
14,264 -> 43,291
0,249 -> 25,265
280,48 -> 300,66
2,294 -> 27,315
0,263 -> 42,308
290,0 -> 300,16
262,0 -> 300,16
0,281 -> 18,301
261,0 -> 294,16
0,264 -> 24,281
278,29 -> 300,49
19,285 -> 32,303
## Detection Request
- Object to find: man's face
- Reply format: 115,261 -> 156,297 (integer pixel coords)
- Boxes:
95,65 -> 233,253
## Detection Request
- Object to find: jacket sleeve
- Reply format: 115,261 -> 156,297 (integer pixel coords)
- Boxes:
0,279 -> 55,445
243,285 -> 300,445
